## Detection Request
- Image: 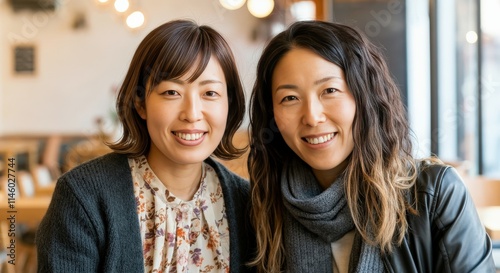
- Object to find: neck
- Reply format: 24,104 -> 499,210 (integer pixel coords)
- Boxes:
146,154 -> 203,201
312,158 -> 349,190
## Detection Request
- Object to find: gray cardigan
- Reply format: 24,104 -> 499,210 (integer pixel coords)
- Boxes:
36,153 -> 255,273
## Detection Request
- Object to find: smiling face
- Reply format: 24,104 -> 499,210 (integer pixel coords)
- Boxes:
272,48 -> 356,185
137,56 -> 228,168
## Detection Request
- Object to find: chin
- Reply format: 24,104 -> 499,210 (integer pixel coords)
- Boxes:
303,157 -> 345,171
175,153 -> 212,165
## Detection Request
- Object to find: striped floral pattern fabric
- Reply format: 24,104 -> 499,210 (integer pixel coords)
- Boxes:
129,156 -> 230,273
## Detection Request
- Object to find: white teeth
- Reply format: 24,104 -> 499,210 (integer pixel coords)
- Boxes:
176,132 -> 203,141
305,133 -> 334,144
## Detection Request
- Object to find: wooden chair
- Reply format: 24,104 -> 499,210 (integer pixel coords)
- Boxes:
40,135 -> 62,179
463,176 -> 500,241
463,176 -> 500,208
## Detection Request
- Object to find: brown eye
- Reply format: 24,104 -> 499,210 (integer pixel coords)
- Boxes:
205,91 -> 219,97
324,88 -> 338,94
281,95 -> 298,103
161,90 -> 179,96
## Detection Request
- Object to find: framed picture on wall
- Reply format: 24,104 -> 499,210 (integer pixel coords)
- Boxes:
13,45 -> 36,75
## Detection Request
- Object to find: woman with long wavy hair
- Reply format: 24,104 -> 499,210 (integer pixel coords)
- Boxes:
248,20 -> 494,273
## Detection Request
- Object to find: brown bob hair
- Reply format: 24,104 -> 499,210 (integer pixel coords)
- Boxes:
108,19 -> 246,160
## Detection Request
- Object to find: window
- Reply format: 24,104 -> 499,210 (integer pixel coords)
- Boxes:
434,0 -> 500,177
480,0 -> 500,176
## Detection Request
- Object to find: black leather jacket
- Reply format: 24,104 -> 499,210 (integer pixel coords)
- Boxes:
384,164 -> 496,272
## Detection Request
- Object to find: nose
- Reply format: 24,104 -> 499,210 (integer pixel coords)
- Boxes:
302,97 -> 326,126
179,95 -> 203,122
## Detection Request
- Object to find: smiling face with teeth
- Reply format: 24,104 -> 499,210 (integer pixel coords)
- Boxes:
137,56 -> 228,168
272,48 -> 356,186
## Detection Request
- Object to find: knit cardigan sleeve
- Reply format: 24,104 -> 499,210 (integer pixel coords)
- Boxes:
36,173 -> 103,272
36,153 -> 144,273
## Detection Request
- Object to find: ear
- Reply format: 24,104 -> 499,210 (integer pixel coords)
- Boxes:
135,99 -> 146,120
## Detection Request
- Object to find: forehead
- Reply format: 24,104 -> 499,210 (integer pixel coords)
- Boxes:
182,56 -> 225,80
272,48 -> 345,84
147,55 -> 226,88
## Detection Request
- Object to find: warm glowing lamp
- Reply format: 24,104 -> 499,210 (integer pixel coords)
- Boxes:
247,0 -> 274,18
126,11 -> 145,29
95,0 -> 109,6
114,0 -> 129,13
219,0 -> 246,10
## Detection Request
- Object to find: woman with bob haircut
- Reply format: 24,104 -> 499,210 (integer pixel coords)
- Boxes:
248,20 -> 494,273
37,19 -> 255,273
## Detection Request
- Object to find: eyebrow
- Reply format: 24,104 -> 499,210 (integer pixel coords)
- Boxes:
314,76 -> 342,85
274,76 -> 343,92
167,78 -> 224,86
199,79 -> 224,85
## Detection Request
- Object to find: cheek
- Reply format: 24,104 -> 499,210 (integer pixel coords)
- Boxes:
273,109 -> 290,133
212,102 -> 229,128
145,116 -> 166,139
146,107 -> 166,126
333,101 -> 356,128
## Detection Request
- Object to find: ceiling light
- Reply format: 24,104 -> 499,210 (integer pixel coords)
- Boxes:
114,0 -> 129,13
465,31 -> 478,44
126,11 -> 145,29
219,0 -> 246,10
247,0 -> 274,18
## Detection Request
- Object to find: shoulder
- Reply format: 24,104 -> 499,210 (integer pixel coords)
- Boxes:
57,152 -> 133,198
61,152 -> 130,183
414,161 -> 470,217
62,152 -> 129,179
50,152 -> 137,227
415,161 -> 465,196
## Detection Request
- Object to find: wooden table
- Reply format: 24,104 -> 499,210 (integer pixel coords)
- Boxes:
477,206 -> 500,240
0,195 -> 52,227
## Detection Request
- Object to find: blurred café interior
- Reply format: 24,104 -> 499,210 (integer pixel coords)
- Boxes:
0,0 -> 499,272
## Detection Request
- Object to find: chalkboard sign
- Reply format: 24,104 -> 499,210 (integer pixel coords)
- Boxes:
14,45 -> 35,74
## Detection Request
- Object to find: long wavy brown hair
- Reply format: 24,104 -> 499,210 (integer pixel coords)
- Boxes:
248,20 -> 418,272
108,19 -> 246,159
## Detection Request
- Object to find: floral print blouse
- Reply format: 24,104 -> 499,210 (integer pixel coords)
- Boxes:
129,156 -> 230,273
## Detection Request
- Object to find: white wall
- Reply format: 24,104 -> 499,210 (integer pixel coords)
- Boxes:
0,0 -> 263,135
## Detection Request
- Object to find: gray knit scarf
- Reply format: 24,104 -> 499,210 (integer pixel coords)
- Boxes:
281,157 -> 385,273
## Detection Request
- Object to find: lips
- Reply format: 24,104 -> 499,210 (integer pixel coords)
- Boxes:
173,132 -> 205,141
303,133 -> 336,144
